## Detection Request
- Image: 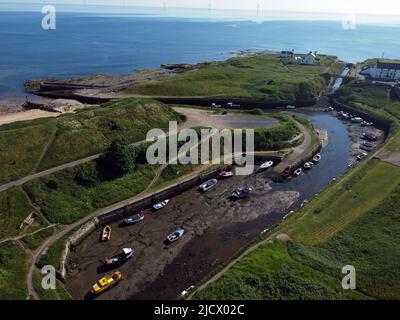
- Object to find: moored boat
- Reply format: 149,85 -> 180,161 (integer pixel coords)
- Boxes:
294,168 -> 302,176
259,161 -> 274,171
304,162 -> 314,170
91,271 -> 122,294
101,226 -> 111,241
312,153 -> 321,163
231,187 -> 252,199
153,199 -> 169,210
219,170 -> 234,178
167,227 -> 185,243
123,212 -> 144,225
104,248 -> 133,267
199,179 -> 218,192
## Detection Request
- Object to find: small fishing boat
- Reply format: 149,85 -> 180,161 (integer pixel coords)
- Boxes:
219,170 -> 234,178
199,179 -> 218,192
153,199 -> 169,211
294,168 -> 302,176
123,212 -> 144,225
91,271 -> 122,294
231,187 -> 252,199
167,227 -> 185,243
101,226 -> 111,241
259,161 -> 274,171
104,248 -> 133,267
312,154 -> 321,163
303,162 -> 313,170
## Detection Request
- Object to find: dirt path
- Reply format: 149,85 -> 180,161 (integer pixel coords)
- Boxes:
0,224 -> 57,245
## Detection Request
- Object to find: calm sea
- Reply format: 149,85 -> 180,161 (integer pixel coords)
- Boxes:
1,5 -> 400,99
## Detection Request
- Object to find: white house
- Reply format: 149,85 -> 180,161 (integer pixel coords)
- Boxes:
300,51 -> 317,65
361,61 -> 400,81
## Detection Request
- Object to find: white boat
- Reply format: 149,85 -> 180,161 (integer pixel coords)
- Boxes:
153,200 -> 169,210
167,227 -> 185,243
304,162 -> 313,170
259,161 -> 274,170
219,170 -> 233,178
312,154 -> 321,163
294,168 -> 302,176
199,179 -> 218,192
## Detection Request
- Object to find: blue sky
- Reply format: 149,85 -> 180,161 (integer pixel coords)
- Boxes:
3,0 -> 400,15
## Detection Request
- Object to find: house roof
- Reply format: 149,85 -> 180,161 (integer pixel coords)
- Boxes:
377,61 -> 400,70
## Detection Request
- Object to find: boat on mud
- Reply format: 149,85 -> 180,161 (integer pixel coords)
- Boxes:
104,248 -> 133,267
123,212 -> 144,225
231,187 -> 252,199
219,170 -> 234,178
259,161 -> 274,171
153,200 -> 169,210
312,154 -> 321,163
167,227 -> 185,243
294,168 -> 302,176
199,179 -> 218,192
101,226 -> 111,241
91,271 -> 122,294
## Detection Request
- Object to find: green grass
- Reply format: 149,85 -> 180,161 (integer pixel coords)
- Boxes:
289,160 -> 400,244
0,122 -> 56,184
126,54 -> 342,102
335,82 -> 398,122
20,227 -> 56,251
0,241 -> 30,300
0,187 -> 38,240
24,161 -> 159,224
194,241 -> 366,300
32,269 -> 71,300
0,98 -> 180,185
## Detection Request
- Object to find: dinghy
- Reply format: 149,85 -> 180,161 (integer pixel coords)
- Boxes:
259,161 -> 274,171
153,199 -> 169,210
312,154 -> 321,163
199,179 -> 218,192
101,226 -> 111,241
167,227 -> 185,243
219,170 -> 234,178
294,168 -> 302,176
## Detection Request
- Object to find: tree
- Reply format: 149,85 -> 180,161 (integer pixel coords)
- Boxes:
103,138 -> 137,177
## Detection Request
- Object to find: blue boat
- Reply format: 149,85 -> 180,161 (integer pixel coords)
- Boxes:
123,212 -> 144,225
167,227 -> 185,243
231,187 -> 252,199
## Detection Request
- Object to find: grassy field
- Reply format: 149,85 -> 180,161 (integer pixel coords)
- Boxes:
0,98 -> 180,185
24,162 -> 160,224
20,226 -> 56,251
32,269 -> 71,300
126,54 -> 343,102
0,187 -> 48,240
335,82 -> 399,122
195,158 -> 400,300
0,241 -> 30,300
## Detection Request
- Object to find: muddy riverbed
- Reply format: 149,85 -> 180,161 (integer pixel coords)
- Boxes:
66,111 -> 384,300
